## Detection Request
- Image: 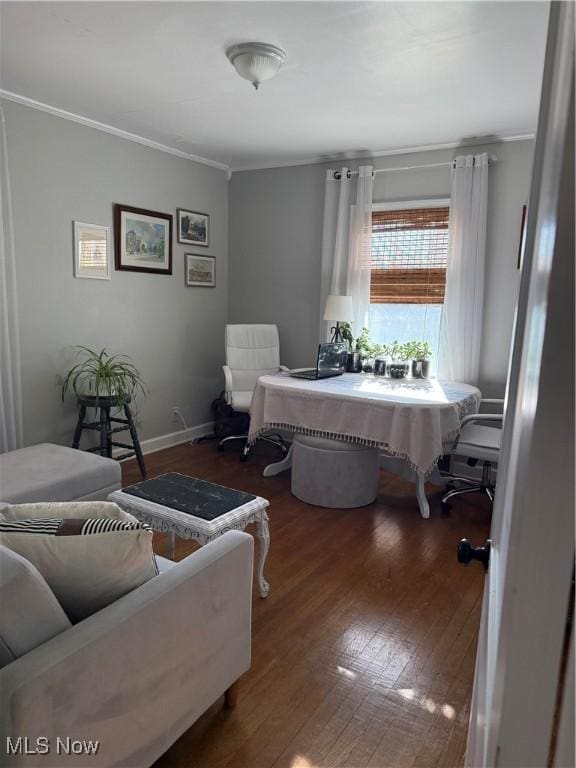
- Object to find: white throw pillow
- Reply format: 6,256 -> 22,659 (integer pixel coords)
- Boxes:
0,545 -> 72,668
0,502 -> 158,622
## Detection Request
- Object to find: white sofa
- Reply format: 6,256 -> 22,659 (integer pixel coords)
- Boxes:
0,530 -> 253,767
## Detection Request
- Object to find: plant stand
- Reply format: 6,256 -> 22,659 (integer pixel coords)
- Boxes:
72,395 -> 146,479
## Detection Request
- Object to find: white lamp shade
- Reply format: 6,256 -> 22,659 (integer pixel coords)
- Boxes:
323,294 -> 354,322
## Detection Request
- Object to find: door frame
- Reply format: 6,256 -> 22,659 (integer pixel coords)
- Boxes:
466,3 -> 575,766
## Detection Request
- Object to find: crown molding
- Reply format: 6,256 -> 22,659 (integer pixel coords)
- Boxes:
0,90 -> 231,174
230,133 -> 536,173
1,89 -> 534,177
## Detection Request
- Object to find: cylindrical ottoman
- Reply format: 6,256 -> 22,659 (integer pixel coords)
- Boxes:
291,434 -> 379,508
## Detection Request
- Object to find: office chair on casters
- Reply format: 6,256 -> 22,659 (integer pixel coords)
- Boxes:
440,399 -> 504,514
218,324 -> 289,462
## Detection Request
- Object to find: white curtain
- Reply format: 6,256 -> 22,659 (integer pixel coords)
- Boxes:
438,153 -> 488,384
0,104 -> 23,452
319,165 -> 374,340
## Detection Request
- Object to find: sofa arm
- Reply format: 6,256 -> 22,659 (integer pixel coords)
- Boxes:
0,531 -> 254,768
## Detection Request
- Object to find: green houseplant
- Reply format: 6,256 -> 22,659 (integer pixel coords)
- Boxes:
387,340 -> 411,379
405,340 -> 432,379
339,322 -> 372,372
61,347 -> 147,407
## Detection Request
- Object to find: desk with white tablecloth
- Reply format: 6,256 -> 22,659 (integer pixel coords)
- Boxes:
248,373 -> 480,518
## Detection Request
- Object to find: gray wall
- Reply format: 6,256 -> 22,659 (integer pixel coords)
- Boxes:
3,100 -> 228,446
229,139 -> 534,395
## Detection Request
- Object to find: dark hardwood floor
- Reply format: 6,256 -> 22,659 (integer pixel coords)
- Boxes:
122,440 -> 491,768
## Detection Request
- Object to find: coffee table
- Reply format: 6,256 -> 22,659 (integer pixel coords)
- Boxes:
109,472 -> 271,597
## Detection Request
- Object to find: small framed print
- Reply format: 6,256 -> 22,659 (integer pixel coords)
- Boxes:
186,253 -> 215,287
177,208 -> 209,246
114,204 -> 172,274
73,221 -> 111,280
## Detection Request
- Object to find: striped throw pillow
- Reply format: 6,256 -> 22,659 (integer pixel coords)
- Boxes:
0,518 -> 151,536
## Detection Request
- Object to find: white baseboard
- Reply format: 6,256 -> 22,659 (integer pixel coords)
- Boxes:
113,422 -> 214,461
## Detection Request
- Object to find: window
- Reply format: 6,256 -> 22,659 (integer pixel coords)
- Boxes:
369,204 -> 450,374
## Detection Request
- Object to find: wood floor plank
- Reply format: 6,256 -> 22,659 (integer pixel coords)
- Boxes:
120,442 -> 490,768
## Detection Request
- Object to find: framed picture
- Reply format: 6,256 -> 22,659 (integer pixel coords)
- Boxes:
517,204 -> 528,270
114,204 -> 172,274
73,221 -> 111,280
185,253 -> 215,287
177,208 -> 209,246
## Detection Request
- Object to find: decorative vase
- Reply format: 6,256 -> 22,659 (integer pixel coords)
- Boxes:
411,360 -> 431,379
346,352 -> 363,373
388,361 -> 409,379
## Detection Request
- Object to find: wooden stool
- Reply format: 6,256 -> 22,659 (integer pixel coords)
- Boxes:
72,395 -> 146,479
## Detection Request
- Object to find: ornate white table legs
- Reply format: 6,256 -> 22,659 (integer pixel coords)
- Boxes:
262,443 -> 293,478
415,472 -> 430,519
166,515 -> 271,598
255,513 -> 270,598
108,489 -> 271,597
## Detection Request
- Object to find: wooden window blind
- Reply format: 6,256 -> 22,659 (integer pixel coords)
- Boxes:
370,207 -> 450,304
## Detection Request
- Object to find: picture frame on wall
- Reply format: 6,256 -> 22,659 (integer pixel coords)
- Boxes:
177,208 -> 209,247
114,204 -> 172,274
185,253 -> 215,287
73,221 -> 111,280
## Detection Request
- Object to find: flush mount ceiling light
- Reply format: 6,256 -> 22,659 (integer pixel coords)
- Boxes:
226,42 -> 287,90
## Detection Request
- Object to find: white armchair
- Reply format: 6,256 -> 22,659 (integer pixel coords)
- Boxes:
441,398 -> 504,513
219,324 -> 288,460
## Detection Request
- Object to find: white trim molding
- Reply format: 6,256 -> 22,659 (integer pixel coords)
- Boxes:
0,90 -> 230,174
0,88 -> 535,176
112,422 -> 214,460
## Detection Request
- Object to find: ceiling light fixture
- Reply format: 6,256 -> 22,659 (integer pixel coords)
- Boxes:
226,42 -> 287,90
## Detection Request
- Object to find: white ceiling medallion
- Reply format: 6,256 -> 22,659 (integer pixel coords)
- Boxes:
226,42 -> 287,90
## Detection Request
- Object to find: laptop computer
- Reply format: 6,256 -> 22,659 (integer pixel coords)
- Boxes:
289,342 -> 348,380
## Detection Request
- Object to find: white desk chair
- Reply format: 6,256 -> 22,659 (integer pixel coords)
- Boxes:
218,324 -> 288,460
441,398 -> 504,513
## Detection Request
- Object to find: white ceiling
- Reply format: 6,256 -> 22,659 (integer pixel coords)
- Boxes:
0,1 -> 549,171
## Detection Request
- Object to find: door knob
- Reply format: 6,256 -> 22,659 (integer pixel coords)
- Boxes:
458,539 -> 491,572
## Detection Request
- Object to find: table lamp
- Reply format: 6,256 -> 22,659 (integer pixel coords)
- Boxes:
323,294 -> 354,343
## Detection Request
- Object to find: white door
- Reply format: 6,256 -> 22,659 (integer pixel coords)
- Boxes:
465,4 -> 575,767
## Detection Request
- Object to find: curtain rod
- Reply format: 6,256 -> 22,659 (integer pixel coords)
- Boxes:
333,155 -> 498,179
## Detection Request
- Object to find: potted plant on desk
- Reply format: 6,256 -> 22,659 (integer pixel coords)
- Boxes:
372,344 -> 388,376
405,340 -> 432,379
387,341 -> 411,379
340,322 -> 372,372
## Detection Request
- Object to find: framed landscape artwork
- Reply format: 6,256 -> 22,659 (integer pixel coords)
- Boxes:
177,208 -> 209,246
114,204 -> 172,274
73,221 -> 111,280
186,254 -> 215,287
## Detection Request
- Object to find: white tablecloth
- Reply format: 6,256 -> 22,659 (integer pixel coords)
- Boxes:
248,373 -> 480,476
